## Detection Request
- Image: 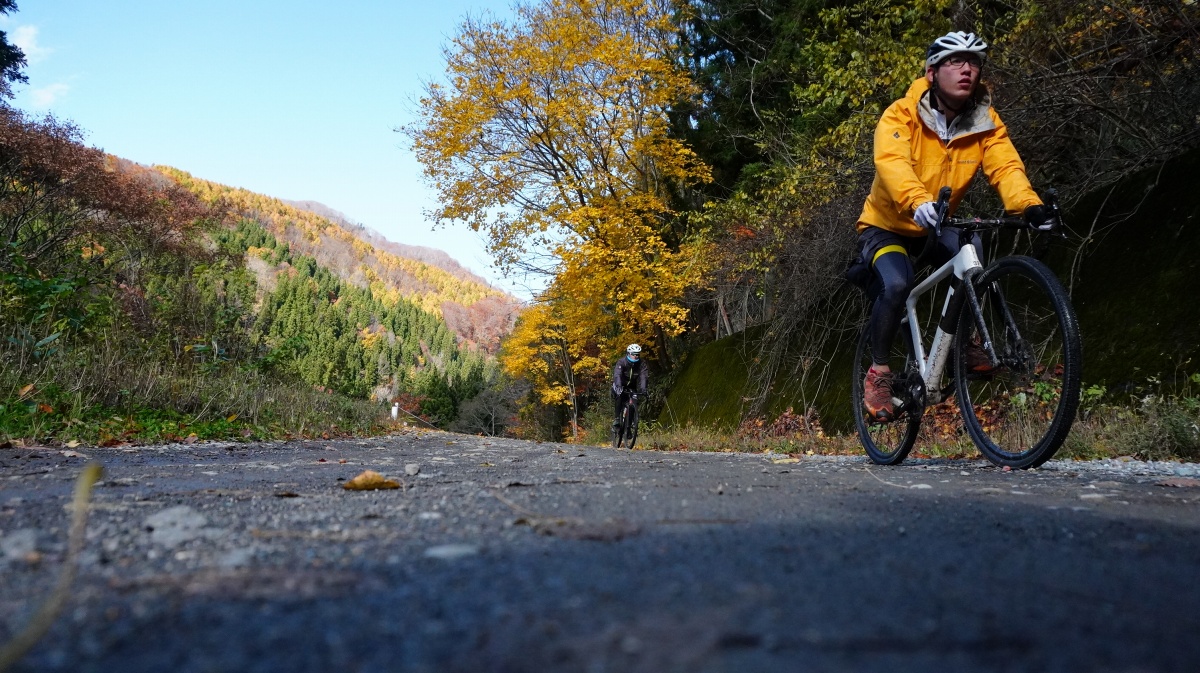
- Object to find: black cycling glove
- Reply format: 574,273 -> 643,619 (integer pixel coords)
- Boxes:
1024,204 -> 1055,231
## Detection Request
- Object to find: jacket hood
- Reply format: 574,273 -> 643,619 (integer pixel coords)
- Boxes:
908,77 -> 995,141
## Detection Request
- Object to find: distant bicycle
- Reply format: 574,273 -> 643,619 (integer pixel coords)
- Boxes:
613,393 -> 640,449
852,187 -> 1082,469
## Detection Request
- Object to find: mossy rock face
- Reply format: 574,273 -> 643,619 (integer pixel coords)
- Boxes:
665,326 -> 857,433
1048,148 -> 1200,391
662,330 -> 755,430
666,148 -> 1200,430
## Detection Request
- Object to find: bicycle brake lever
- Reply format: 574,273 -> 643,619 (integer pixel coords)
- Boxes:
934,186 -> 952,238
1042,187 -> 1067,239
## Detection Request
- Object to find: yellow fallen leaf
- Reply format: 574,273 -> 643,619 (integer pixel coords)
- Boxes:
770,457 -> 800,464
342,470 -> 400,491
65,440 -> 81,448
226,414 -> 239,423
19,384 -> 35,398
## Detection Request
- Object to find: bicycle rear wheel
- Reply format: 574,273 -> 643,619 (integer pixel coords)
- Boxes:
852,317 -> 923,465
954,256 -> 1082,468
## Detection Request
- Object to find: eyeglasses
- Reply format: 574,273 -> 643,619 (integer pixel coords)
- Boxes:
628,353 -> 640,359
941,54 -> 982,70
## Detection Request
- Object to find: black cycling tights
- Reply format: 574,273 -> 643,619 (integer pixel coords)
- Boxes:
868,251 -> 914,365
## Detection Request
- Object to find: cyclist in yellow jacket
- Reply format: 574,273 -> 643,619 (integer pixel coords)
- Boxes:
855,31 -> 1055,421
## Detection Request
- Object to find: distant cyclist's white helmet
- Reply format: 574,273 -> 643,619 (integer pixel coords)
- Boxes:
626,343 -> 642,355
926,31 -> 988,68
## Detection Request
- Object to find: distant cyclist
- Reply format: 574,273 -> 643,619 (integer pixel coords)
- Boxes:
611,343 -> 648,435
853,30 -> 1056,422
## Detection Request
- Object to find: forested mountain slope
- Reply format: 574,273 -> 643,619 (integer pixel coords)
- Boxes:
282,198 -> 492,287
157,167 -> 520,353
1,105 -> 513,443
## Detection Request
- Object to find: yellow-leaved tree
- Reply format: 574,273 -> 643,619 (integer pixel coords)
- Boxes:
406,0 -> 711,437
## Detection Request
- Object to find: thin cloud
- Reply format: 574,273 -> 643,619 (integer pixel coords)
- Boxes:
30,82 -> 69,108
11,25 -> 51,64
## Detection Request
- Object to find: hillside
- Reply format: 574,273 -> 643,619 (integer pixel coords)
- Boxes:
282,199 -> 492,287
156,167 -> 521,352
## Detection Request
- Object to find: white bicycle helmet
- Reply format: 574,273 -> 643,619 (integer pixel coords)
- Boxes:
926,31 -> 988,68
626,343 -> 642,355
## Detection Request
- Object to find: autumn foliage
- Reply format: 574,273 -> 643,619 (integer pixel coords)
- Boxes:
409,0 -> 713,431
0,108 -> 209,333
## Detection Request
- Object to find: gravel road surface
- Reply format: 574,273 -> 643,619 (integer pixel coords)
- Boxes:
2,430 -> 1199,672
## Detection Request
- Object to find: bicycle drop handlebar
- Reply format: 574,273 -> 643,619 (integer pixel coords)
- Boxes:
932,185 -> 1064,234
913,186 -> 1063,268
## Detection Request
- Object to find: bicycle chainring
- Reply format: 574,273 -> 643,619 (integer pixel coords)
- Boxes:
894,370 -> 927,415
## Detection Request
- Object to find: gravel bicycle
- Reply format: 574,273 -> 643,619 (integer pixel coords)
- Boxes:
852,188 -> 1082,469
613,393 -> 640,449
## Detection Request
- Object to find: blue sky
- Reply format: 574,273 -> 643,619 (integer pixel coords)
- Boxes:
3,1 -> 530,295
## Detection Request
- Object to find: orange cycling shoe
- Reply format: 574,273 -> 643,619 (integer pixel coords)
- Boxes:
863,366 -> 895,422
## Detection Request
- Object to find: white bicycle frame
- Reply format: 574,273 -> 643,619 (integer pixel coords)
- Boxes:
901,240 -> 985,403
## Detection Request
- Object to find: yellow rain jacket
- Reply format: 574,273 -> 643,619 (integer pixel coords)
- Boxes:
856,77 -> 1042,236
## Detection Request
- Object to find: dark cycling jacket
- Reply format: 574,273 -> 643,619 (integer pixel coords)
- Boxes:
612,357 -> 647,396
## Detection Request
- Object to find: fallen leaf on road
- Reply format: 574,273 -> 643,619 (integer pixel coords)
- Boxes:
770,458 -> 800,464
60,450 -> 88,459
65,440 -> 81,448
182,434 -> 198,444
273,491 -> 300,498
1156,477 -> 1200,488
342,470 -> 399,491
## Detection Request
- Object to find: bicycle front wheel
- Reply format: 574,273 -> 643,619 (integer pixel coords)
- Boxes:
625,405 -> 639,450
954,256 -> 1082,468
852,316 -> 922,465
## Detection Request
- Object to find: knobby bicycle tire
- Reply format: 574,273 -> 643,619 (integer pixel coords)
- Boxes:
852,316 -> 922,465
954,255 -> 1082,468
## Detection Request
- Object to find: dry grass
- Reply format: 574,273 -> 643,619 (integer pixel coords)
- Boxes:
614,390 -> 1200,464
1,330 -> 391,443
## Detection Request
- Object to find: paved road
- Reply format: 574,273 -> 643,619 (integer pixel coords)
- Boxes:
2,430 -> 1199,672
